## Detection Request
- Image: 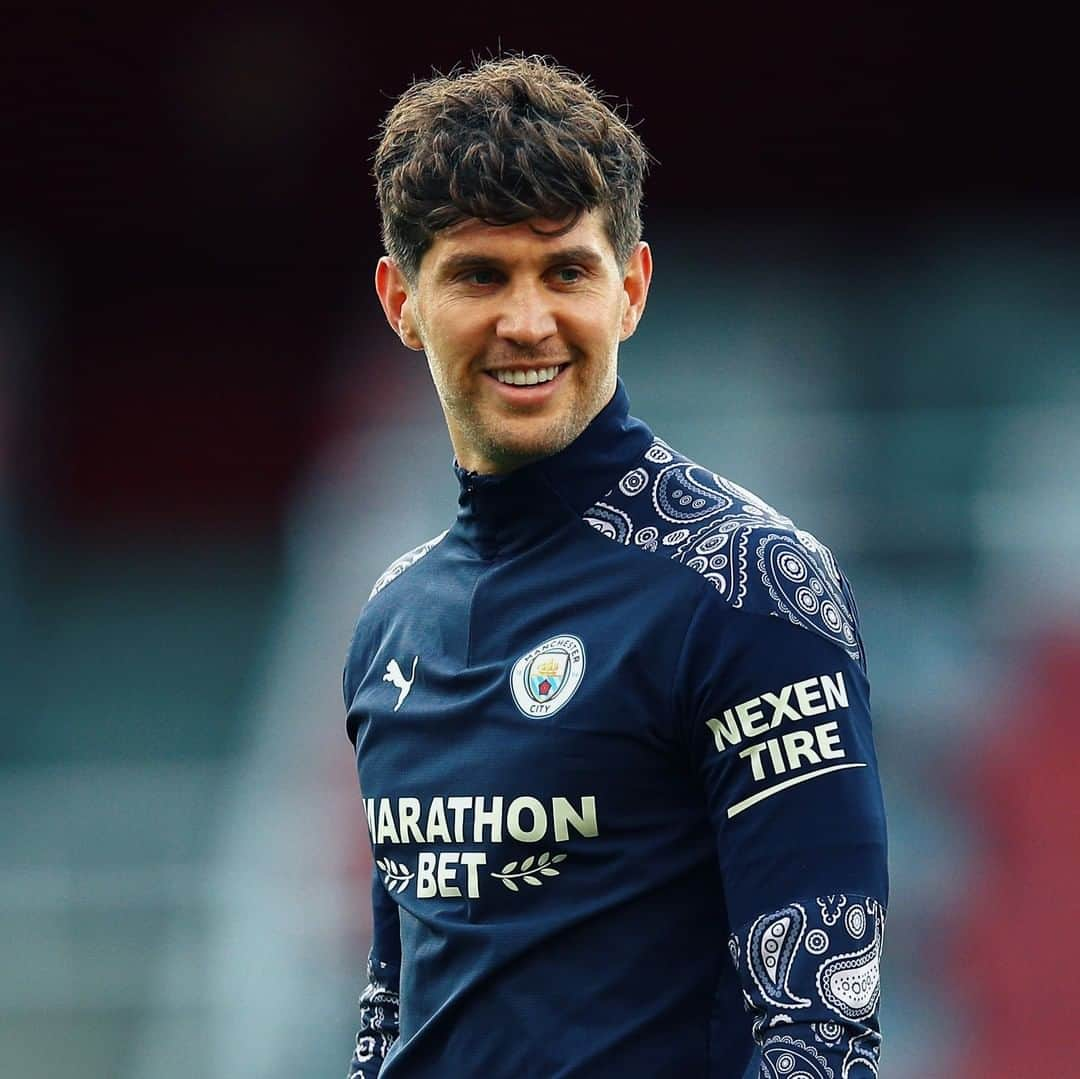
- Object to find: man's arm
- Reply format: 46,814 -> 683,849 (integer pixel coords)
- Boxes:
344,643 -> 402,1078
678,590 -> 889,1076
347,871 -> 401,1078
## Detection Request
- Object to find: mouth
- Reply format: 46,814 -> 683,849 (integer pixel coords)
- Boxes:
485,363 -> 568,388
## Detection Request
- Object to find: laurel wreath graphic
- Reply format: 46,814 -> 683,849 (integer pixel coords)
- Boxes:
490,851 -> 567,892
376,858 -> 414,893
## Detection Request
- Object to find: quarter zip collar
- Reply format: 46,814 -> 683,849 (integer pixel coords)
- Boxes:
453,379 -> 654,557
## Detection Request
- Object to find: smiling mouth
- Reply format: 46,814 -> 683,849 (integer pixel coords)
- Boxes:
487,363 -> 567,387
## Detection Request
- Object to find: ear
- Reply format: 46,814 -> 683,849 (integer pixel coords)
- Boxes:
619,241 -> 653,342
375,256 -> 424,350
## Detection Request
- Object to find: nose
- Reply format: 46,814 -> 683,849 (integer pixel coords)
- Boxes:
494,281 -> 557,347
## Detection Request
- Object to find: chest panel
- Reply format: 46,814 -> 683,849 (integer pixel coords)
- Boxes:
350,526 -> 715,918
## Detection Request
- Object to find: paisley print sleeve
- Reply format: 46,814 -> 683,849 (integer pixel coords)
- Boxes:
668,497 -> 889,1074
346,874 -> 401,1078
347,960 -> 399,1079
733,894 -> 885,1077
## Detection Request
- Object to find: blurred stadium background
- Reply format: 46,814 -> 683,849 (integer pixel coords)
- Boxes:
2,8 -> 1077,1077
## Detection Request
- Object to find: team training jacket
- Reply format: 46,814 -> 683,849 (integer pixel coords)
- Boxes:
343,380 -> 889,1078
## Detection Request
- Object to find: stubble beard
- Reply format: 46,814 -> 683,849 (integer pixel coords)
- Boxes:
467,406 -> 585,474
449,367 -> 615,475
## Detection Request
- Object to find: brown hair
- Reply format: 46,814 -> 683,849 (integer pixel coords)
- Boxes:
374,55 -> 649,280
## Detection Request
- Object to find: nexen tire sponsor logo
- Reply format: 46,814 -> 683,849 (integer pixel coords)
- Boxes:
707,672 -> 849,749
706,672 -> 866,817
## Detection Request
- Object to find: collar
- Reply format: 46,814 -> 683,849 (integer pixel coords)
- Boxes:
453,378 -> 654,557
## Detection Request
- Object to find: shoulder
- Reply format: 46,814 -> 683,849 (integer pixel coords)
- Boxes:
583,437 -> 863,665
344,528 -> 449,712
367,529 -> 449,601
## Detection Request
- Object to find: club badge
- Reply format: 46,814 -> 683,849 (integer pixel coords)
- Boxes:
510,634 -> 586,717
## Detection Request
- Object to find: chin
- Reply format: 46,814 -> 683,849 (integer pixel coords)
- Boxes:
483,423 -> 579,471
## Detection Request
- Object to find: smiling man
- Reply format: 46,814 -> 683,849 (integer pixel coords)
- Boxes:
376,211 -> 648,476
343,56 -> 888,1079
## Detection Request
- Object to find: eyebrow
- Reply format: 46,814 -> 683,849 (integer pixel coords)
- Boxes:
436,245 -> 605,280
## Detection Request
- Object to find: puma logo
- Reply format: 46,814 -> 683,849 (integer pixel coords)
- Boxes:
383,656 -> 419,712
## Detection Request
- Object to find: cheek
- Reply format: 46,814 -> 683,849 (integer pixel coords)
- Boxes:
567,302 -> 622,347
432,313 -> 488,359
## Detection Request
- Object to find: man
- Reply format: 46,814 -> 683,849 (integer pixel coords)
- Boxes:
343,55 -> 888,1078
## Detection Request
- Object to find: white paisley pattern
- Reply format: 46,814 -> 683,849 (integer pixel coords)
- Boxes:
368,530 -> 448,600
761,1035 -> 835,1079
583,439 -> 862,663
348,953 -> 399,1077
583,503 -> 633,544
735,894 -> 884,1079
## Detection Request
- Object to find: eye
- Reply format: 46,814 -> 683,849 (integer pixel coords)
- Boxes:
552,265 -> 584,285
464,268 -> 499,286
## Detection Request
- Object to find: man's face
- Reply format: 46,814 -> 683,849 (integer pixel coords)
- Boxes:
376,211 -> 652,474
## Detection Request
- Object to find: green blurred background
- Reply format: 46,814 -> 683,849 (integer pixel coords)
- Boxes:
2,7 -> 1078,1077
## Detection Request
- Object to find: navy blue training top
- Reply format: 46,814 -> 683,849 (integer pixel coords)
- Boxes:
343,381 -> 888,1078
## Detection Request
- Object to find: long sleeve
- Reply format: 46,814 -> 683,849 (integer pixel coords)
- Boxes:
347,870 -> 402,1078
678,589 -> 889,1077
344,647 -> 402,1078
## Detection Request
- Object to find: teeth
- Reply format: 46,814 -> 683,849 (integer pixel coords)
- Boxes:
495,365 -> 561,385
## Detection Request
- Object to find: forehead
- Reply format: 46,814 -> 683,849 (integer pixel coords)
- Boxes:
420,211 -> 616,274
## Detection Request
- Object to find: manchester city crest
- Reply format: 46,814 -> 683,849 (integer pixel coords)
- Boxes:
510,634 -> 586,717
